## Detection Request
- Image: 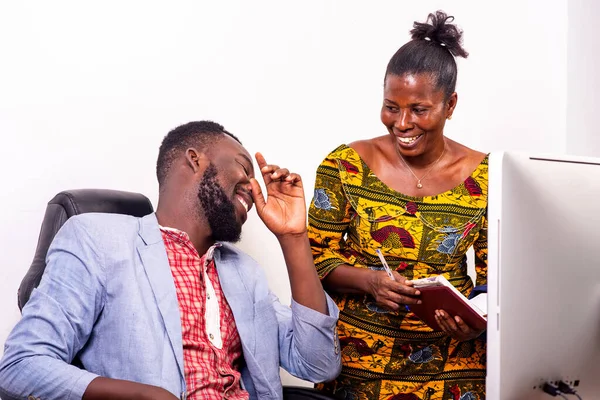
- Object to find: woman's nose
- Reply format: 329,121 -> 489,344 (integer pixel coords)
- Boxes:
394,110 -> 413,132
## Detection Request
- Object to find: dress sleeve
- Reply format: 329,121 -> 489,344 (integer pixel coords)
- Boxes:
307,150 -> 354,279
473,213 -> 488,286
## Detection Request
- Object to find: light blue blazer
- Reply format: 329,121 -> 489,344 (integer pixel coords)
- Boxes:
0,213 -> 341,400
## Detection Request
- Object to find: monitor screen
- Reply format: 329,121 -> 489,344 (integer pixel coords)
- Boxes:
487,152 -> 600,399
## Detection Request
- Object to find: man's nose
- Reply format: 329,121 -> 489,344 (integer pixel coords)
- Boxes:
239,181 -> 252,193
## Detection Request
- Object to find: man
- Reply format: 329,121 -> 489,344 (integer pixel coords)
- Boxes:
0,121 -> 341,399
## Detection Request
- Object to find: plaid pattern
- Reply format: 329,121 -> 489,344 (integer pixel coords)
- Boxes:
161,228 -> 248,400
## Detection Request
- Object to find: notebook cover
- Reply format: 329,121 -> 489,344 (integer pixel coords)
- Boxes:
408,286 -> 487,331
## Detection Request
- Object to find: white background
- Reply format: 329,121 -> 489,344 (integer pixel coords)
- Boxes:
0,0 -> 597,387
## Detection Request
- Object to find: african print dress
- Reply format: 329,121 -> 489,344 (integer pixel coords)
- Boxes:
308,145 -> 488,400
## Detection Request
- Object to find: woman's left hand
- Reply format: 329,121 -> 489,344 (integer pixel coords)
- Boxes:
435,310 -> 484,341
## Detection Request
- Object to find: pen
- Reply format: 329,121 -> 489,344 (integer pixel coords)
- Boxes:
376,249 -> 395,281
376,249 -> 412,312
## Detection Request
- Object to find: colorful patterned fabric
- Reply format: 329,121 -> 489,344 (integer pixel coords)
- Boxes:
308,145 -> 488,400
161,228 -> 248,400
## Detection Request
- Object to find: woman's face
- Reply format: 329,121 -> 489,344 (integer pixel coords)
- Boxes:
381,73 -> 456,158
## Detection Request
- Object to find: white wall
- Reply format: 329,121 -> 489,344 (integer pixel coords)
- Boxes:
567,0 -> 600,157
0,0 -> 572,387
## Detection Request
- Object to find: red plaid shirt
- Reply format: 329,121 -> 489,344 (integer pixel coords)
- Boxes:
161,227 -> 248,400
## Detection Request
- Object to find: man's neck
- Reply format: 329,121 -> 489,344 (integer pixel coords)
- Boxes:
155,200 -> 214,256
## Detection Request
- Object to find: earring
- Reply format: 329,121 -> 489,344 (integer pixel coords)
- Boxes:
447,115 -> 452,120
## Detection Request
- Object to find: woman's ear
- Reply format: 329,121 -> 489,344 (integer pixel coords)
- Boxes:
446,92 -> 458,119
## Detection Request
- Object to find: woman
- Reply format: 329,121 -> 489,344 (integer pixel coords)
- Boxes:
308,11 -> 487,400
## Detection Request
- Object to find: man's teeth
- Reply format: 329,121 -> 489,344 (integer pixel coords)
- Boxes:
238,197 -> 248,212
399,135 -> 421,144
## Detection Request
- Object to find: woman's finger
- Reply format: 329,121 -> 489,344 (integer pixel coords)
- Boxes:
438,310 -> 458,331
435,312 -> 452,333
390,282 -> 421,297
381,300 -> 402,312
453,316 -> 472,334
385,290 -> 420,305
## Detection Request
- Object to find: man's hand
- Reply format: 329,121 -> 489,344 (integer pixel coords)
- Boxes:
83,377 -> 179,400
250,152 -> 306,237
434,310 -> 485,341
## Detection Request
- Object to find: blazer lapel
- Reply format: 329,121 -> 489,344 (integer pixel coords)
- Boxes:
214,244 -> 277,398
136,213 -> 185,380
214,246 -> 256,355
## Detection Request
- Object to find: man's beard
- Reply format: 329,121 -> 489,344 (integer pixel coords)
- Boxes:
197,163 -> 242,242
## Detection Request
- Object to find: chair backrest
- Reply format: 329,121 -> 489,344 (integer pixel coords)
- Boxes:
17,189 -> 154,311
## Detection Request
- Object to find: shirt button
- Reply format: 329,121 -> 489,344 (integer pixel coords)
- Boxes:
209,333 -> 214,340
207,293 -> 211,299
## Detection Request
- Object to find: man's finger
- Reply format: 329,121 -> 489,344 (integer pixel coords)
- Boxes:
250,178 -> 266,213
255,152 -> 268,170
271,168 -> 289,180
256,156 -> 282,186
285,173 -> 302,184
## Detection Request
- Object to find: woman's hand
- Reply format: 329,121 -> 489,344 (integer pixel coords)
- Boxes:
434,310 -> 484,341
367,270 -> 422,312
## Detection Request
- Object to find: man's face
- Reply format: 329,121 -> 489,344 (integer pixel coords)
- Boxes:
196,136 -> 254,242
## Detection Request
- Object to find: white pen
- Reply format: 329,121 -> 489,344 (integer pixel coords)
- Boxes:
376,249 -> 395,280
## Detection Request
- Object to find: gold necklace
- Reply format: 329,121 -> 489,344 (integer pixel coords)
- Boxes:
396,143 -> 446,189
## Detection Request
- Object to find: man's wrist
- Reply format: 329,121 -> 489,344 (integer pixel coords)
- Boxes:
276,231 -> 309,245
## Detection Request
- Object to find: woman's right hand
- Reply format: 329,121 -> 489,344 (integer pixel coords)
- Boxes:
366,270 -> 422,312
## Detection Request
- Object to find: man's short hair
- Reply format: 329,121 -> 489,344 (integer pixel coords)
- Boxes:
156,121 -> 241,186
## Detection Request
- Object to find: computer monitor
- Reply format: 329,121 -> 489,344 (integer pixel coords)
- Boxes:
487,151 -> 600,399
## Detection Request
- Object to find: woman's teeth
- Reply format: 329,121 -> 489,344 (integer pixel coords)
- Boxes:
398,135 -> 422,144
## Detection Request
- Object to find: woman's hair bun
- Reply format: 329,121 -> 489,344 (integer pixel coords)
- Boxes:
410,10 -> 468,58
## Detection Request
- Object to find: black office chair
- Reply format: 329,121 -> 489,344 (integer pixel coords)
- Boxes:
18,189 -> 335,400
17,189 -> 153,310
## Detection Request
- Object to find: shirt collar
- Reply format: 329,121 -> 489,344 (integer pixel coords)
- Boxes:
159,225 -> 222,261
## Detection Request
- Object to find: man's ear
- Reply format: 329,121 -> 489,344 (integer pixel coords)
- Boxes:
185,148 -> 208,173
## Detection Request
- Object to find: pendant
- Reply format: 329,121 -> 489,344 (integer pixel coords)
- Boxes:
416,181 -> 423,189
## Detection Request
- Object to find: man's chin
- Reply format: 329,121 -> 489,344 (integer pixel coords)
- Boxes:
211,225 -> 243,243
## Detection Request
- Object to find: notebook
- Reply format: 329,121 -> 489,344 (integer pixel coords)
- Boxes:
408,275 -> 487,331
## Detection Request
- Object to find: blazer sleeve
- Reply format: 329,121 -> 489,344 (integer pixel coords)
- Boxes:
273,293 -> 341,383
0,217 -> 104,400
